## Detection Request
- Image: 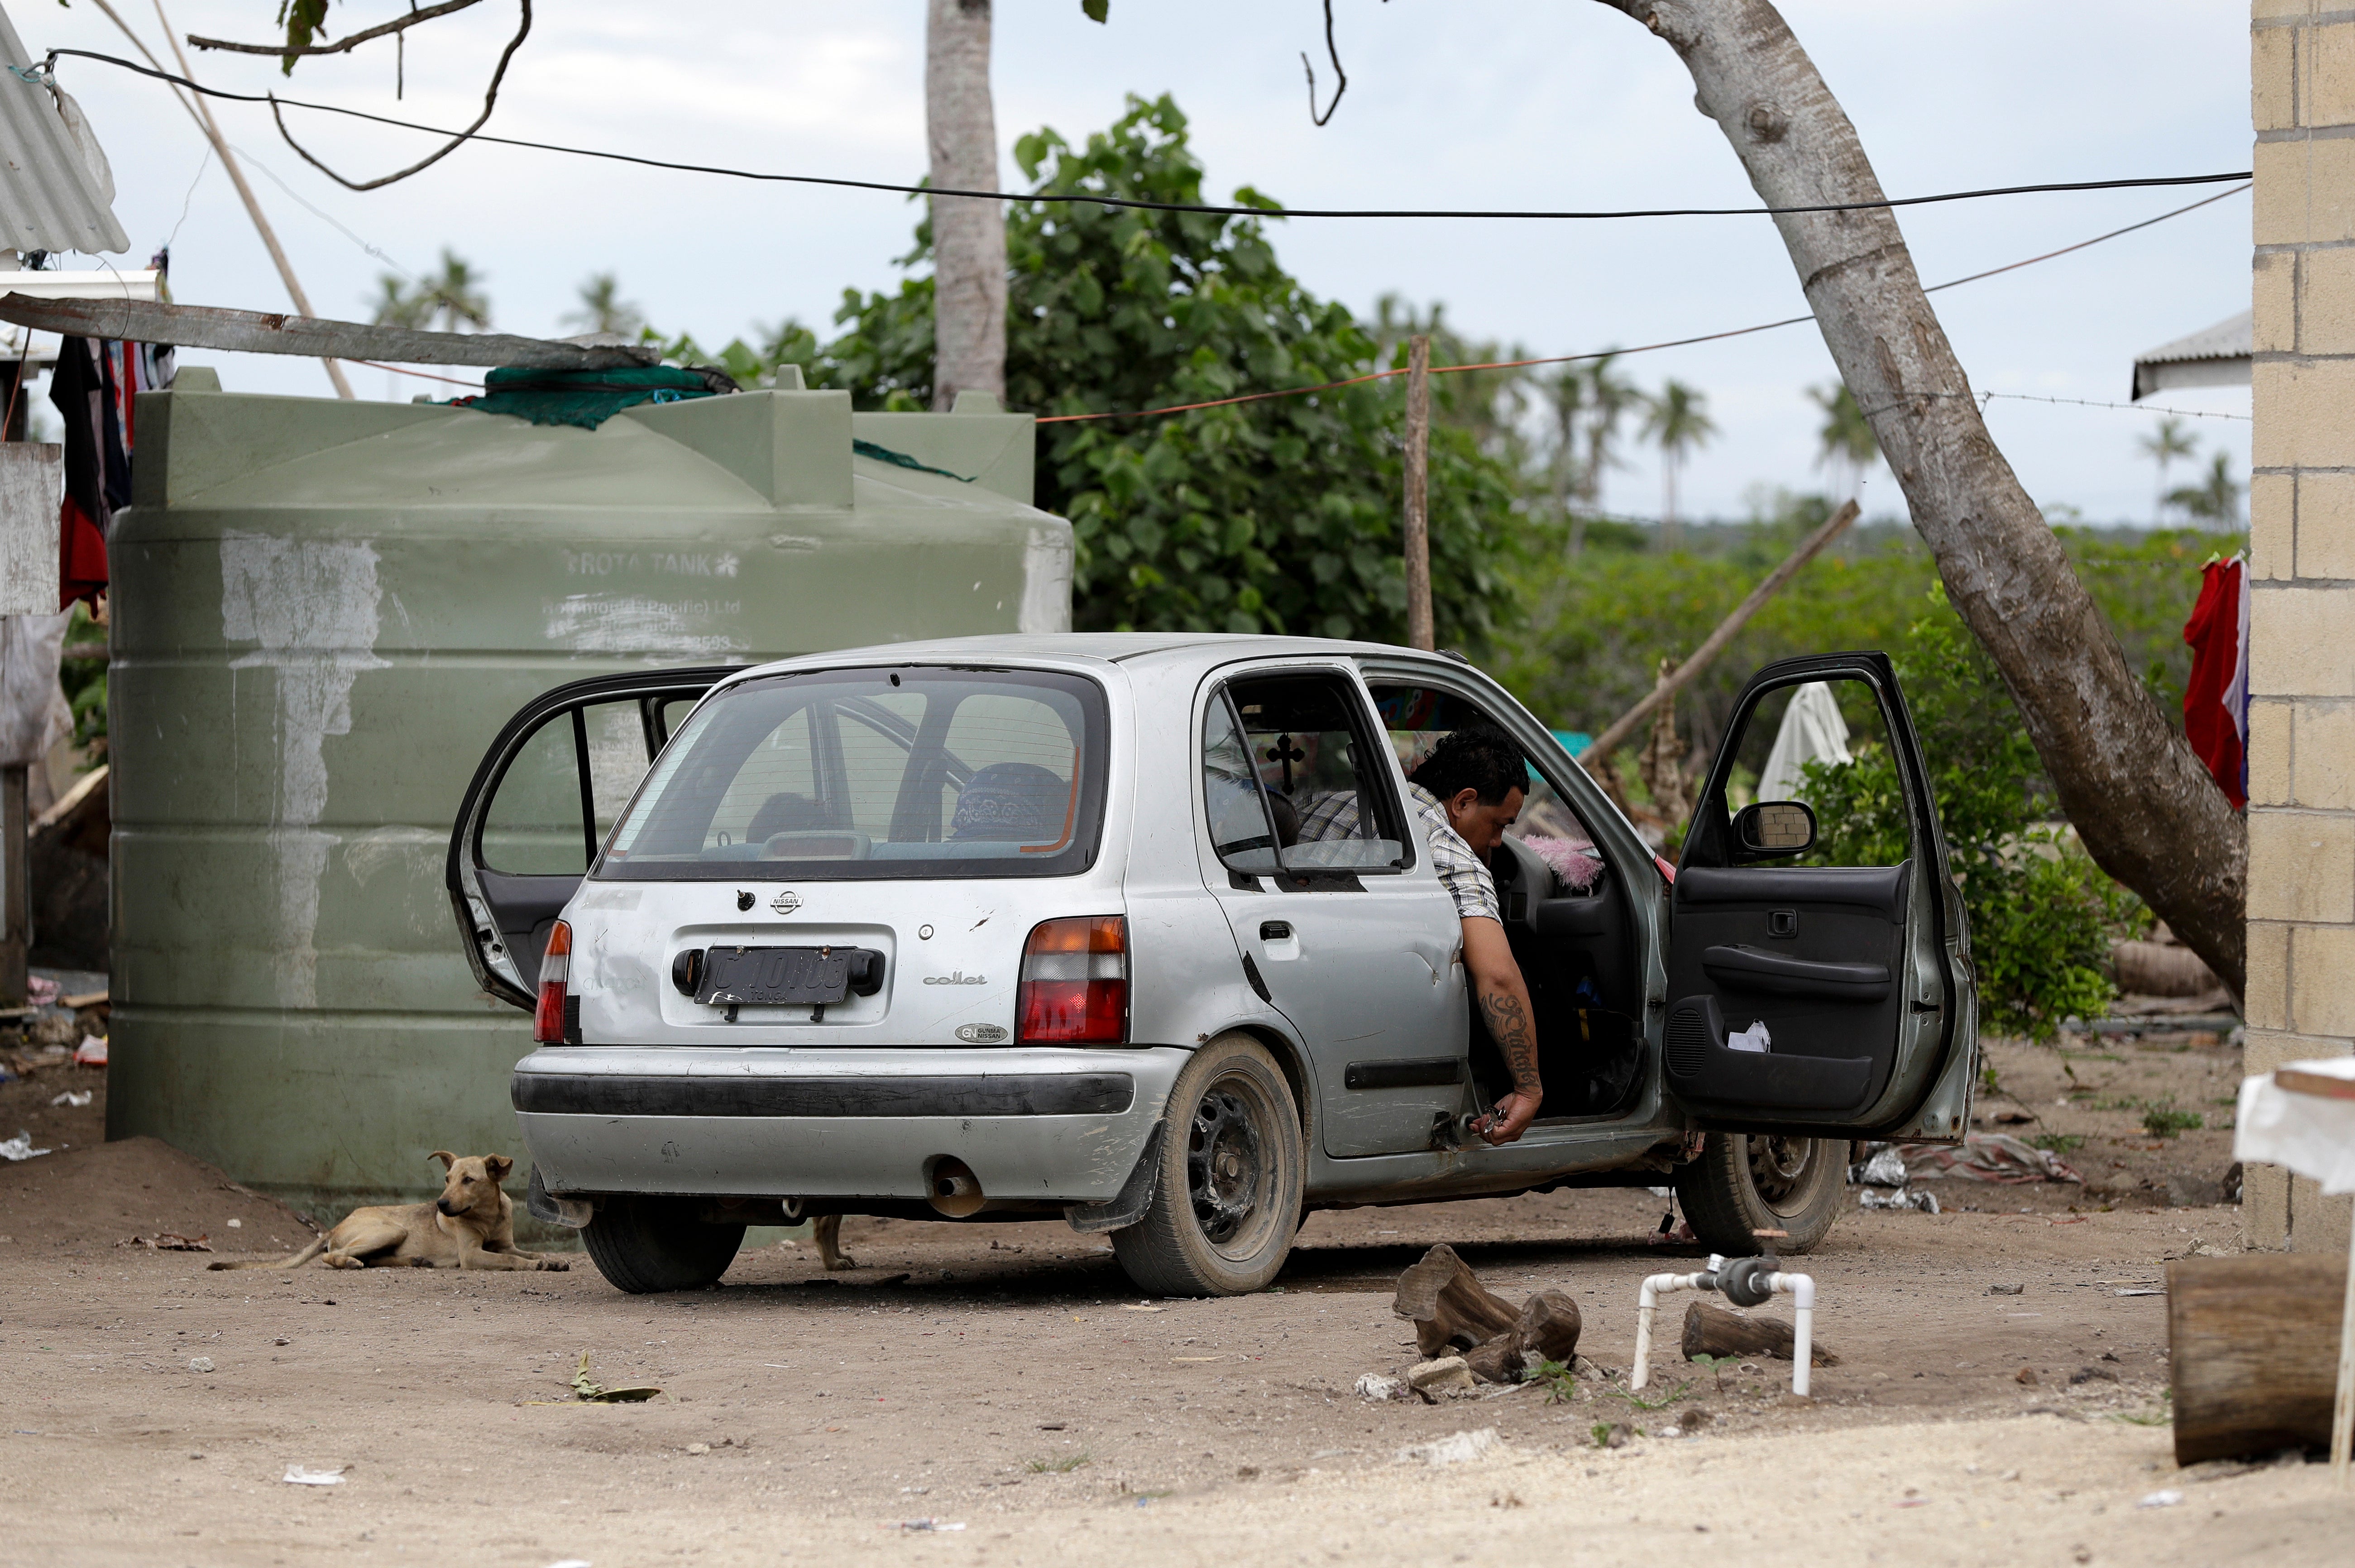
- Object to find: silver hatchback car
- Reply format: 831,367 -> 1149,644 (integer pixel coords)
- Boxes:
449,634 -> 1977,1296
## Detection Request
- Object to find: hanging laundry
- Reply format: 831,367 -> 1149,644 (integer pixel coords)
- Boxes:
48,335 -> 169,611
1754,680 -> 1853,803
2181,554 -> 2250,810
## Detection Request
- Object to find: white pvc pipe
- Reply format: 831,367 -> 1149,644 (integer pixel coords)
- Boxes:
1632,1258 -> 1721,1391
1768,1272 -> 1817,1398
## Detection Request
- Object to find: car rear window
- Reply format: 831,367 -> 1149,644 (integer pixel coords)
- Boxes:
596,667 -> 1109,881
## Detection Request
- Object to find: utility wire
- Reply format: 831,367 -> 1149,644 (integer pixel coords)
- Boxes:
1037,183 -> 2251,424
46,46 -> 2250,223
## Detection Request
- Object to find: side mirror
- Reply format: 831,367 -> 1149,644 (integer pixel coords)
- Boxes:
1734,799 -> 1816,857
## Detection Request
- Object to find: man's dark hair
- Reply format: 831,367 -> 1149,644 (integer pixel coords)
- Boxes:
1408,727 -> 1529,806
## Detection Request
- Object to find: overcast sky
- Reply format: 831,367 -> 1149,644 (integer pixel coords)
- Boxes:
29,0 -> 2252,525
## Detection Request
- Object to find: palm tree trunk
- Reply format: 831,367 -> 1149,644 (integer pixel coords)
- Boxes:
925,0 -> 1007,411
1590,0 -> 2246,992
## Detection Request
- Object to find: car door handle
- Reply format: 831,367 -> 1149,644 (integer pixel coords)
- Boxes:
1259,921 -> 1292,941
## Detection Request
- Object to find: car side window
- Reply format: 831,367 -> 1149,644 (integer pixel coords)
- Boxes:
481,698 -> 658,876
1372,683 -> 1606,892
1201,671 -> 1409,879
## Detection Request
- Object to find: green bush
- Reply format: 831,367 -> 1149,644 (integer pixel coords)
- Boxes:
1800,588 -> 2144,1041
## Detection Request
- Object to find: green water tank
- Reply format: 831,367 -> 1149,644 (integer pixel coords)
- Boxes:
104,370 -> 1071,1215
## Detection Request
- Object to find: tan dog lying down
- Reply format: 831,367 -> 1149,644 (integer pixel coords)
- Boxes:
209,1152 -> 568,1272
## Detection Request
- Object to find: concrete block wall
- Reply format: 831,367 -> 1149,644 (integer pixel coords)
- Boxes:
2247,0 -> 2355,1251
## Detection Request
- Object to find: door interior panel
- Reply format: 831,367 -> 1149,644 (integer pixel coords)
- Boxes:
1661,653 -> 1962,1132
1665,863 -> 1910,1116
476,869 -> 581,979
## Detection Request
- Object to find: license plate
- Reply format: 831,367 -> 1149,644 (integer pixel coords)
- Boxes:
696,947 -> 853,1007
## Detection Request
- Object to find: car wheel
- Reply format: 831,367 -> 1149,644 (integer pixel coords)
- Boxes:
1671,1133 -> 1845,1255
579,1195 -> 745,1293
1111,1033 -> 1304,1297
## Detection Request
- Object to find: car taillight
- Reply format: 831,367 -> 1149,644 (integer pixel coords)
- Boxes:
1016,916 -> 1127,1045
533,920 -> 572,1044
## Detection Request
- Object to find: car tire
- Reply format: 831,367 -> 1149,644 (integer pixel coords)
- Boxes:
1672,1133 -> 1845,1255
579,1195 -> 745,1293
1111,1033 -> 1305,1297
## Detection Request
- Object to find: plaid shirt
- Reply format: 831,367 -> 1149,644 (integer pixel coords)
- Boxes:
1293,782 -> 1498,922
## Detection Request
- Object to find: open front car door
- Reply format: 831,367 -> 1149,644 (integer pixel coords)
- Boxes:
1663,653 -> 1976,1138
447,668 -> 737,1010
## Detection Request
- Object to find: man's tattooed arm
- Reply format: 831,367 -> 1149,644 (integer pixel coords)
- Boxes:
1478,988 -> 1541,1100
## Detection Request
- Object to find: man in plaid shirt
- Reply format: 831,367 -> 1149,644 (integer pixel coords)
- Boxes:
1297,728 -> 1542,1144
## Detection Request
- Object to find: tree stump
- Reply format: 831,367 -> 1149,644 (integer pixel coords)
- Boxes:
1681,1300 -> 1838,1366
2168,1254 -> 2349,1465
1393,1244 -> 1521,1358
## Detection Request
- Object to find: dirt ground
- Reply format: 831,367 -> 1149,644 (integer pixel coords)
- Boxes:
3,1029 -> 2343,1567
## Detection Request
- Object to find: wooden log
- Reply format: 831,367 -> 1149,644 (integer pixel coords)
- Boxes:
1460,1290 -> 1584,1383
2168,1254 -> 2349,1465
1681,1300 -> 1838,1367
1393,1243 -> 1520,1358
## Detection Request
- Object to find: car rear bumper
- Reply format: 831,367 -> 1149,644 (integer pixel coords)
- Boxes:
512,1044 -> 1186,1203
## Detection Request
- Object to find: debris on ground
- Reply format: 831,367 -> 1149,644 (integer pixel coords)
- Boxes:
1857,1187 -> 1939,1213
1592,1421 -> 1633,1449
1850,1146 -> 1909,1186
124,1233 -> 212,1252
1396,1427 -> 1501,1466
1897,1133 -> 2082,1184
1988,1283 -> 2025,1296
1407,1357 -> 1477,1397
187,1357 -> 214,1373
48,1090 -> 90,1108
281,1465 -> 346,1486
1390,1244 -> 1583,1389
891,1518 -> 966,1531
72,1035 -> 107,1067
0,1130 -> 52,1161
569,1351 -> 662,1403
2135,1489 -> 2183,1509
1682,1302 -> 1838,1367
1353,1372 -> 1405,1401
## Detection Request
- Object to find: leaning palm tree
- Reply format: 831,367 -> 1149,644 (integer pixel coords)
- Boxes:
1642,379 -> 1716,546
563,272 -> 643,337
2167,452 -> 2243,531
1808,381 -> 1877,504
2138,416 -> 2198,526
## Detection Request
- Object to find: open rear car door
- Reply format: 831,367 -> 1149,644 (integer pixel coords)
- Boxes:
447,668 -> 736,1009
1663,653 -> 1975,1137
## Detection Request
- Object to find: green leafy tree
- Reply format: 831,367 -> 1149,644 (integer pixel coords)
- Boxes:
681,95 -> 1524,647
369,250 -> 490,333
1801,588 -> 2144,1040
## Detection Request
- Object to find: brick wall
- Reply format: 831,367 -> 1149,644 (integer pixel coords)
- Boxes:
2246,0 -> 2355,1250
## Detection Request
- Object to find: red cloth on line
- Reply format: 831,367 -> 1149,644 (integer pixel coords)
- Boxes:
57,492 -> 107,612
2182,556 -> 2250,810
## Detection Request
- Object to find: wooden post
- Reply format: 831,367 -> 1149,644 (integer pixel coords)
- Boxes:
2168,1252 -> 2352,1466
1584,498 -> 1859,765
1,763 -> 24,1008
1402,334 -> 1434,652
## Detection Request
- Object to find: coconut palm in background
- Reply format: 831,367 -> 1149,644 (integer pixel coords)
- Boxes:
1642,378 -> 1715,546
1809,381 -> 1878,505
2138,416 -> 2199,526
2167,451 -> 2243,530
565,272 -> 645,338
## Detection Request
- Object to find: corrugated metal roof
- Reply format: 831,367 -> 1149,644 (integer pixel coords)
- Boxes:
2136,311 -> 2253,368
0,5 -> 129,255
2131,309 -> 2251,401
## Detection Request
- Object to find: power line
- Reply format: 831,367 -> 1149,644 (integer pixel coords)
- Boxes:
1981,391 -> 2247,421
46,47 -> 2251,223
1038,183 -> 2252,424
